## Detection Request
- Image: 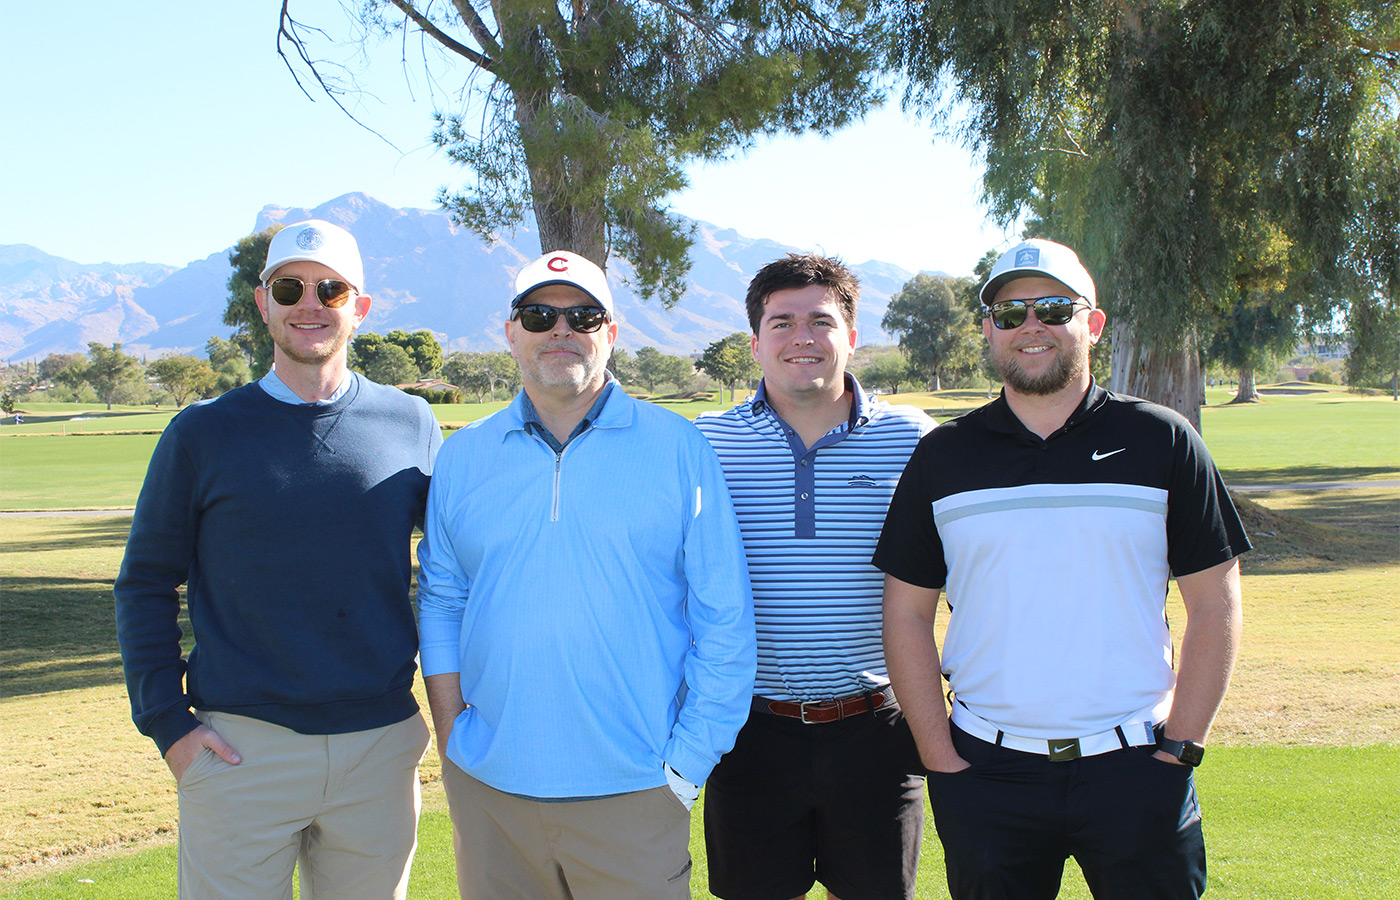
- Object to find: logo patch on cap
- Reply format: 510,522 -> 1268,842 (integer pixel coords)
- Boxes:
1015,247 -> 1040,267
295,227 -> 325,251
547,255 -> 569,272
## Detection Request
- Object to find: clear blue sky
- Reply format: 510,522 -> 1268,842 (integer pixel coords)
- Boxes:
1,1 -> 1018,276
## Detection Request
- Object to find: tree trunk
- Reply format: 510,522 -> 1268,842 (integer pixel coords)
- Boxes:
1108,320 -> 1204,434
501,13 -> 609,269
929,371 -> 942,392
1231,366 -> 1260,404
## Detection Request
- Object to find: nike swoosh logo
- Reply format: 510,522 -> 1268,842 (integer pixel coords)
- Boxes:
1091,448 -> 1126,461
1050,743 -> 1077,754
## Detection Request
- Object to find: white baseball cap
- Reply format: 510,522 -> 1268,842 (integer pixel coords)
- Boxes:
980,238 -> 1097,308
511,251 -> 614,316
260,220 -> 365,293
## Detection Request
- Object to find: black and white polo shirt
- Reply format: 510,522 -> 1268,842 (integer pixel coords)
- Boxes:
873,383 -> 1250,739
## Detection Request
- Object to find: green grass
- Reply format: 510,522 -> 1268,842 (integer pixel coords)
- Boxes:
3,387 -> 1398,893
5,387 -> 1392,510
1197,386 -> 1400,483
0,435 -> 161,509
0,403 -> 178,436
432,393 -> 735,428
6,747 -> 1398,899
3,500 -> 1395,885
0,394 -> 732,510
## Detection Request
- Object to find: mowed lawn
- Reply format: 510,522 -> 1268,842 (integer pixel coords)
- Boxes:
2,384 -> 1396,511
1,386 -> 1397,897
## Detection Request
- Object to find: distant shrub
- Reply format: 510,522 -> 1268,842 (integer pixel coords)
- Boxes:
1307,368 -> 1336,384
403,386 -> 461,404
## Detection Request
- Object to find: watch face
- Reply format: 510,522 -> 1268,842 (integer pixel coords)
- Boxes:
1159,738 -> 1205,766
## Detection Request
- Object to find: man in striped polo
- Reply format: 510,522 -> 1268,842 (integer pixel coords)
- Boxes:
696,253 -> 934,900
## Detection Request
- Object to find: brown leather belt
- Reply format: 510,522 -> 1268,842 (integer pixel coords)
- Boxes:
752,686 -> 894,725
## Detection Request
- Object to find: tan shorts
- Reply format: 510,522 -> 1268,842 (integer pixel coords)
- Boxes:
176,710 -> 430,900
441,758 -> 692,900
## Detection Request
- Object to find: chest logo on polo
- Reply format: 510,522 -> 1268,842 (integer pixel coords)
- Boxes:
846,474 -> 878,487
1091,448 -> 1126,461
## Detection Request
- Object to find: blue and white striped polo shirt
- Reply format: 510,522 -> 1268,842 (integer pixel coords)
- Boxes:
696,375 -> 933,701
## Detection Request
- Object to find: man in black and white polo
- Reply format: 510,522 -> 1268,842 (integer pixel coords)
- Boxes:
876,238 -> 1250,900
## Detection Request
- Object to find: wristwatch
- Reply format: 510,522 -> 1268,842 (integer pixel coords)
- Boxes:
1156,736 -> 1205,767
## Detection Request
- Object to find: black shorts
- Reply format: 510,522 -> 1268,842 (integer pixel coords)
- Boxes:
703,702 -> 926,900
926,723 -> 1207,900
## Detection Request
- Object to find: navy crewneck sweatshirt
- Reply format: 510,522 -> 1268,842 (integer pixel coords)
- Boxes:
115,375 -> 441,755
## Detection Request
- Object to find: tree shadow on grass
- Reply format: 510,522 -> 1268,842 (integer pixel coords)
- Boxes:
2,518 -> 133,554
0,576 -> 190,698
1256,490 -> 1400,540
1222,465 -> 1399,485
6,410 -> 165,427
1231,493 -> 1400,576
0,650 -> 127,696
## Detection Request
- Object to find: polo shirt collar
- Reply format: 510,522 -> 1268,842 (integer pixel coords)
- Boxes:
751,371 -> 869,433
507,370 -> 628,447
986,378 -> 1108,440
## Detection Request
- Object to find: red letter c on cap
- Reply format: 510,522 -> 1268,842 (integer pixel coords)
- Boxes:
547,256 -> 569,272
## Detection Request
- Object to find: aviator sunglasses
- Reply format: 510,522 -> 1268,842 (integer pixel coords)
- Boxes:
267,276 -> 356,308
985,296 -> 1089,330
512,303 -> 610,333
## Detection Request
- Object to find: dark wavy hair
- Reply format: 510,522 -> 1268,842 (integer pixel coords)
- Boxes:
745,253 -> 859,334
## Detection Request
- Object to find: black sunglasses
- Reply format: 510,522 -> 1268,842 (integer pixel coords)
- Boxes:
985,297 -> 1088,329
512,303 -> 610,334
267,276 -> 356,309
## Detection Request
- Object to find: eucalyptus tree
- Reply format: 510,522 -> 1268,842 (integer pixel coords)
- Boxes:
633,345 -> 694,392
1344,99 -> 1400,398
83,342 -> 143,410
281,0 -> 881,305
881,273 -> 979,391
147,355 -> 219,407
697,331 -> 760,404
883,0 -> 1398,429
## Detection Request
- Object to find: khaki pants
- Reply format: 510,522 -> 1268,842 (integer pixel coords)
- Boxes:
176,710 -> 430,900
442,758 -> 692,900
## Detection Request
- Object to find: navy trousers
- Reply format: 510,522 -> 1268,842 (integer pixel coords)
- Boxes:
926,723 -> 1207,900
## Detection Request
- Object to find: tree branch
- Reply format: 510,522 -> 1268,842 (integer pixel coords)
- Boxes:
446,0 -> 503,58
277,1 -> 401,150
1038,113 -> 1090,158
391,0 -> 497,70
640,0 -> 741,53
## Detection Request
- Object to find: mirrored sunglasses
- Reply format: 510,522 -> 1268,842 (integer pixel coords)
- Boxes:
513,303 -> 610,334
267,276 -> 356,308
985,297 -> 1088,329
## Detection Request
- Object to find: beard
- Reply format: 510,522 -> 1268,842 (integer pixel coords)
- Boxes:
268,319 -> 355,367
992,341 -> 1088,396
516,341 -> 608,392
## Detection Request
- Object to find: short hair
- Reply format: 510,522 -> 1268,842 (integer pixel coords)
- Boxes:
745,253 -> 860,334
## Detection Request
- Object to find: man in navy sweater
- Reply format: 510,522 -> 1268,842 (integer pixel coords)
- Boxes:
115,220 -> 441,900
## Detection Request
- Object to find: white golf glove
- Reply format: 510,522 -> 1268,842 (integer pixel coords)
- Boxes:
664,763 -> 700,811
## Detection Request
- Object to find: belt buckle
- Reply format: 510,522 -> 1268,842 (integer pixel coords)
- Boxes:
1048,737 -> 1082,762
798,700 -> 828,724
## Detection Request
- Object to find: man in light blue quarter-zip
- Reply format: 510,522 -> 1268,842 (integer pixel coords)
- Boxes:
417,250 -> 757,900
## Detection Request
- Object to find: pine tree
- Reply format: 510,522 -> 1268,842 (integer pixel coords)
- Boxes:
281,0 -> 881,306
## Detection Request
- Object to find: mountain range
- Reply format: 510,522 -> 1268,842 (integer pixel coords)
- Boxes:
0,193 -> 935,361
